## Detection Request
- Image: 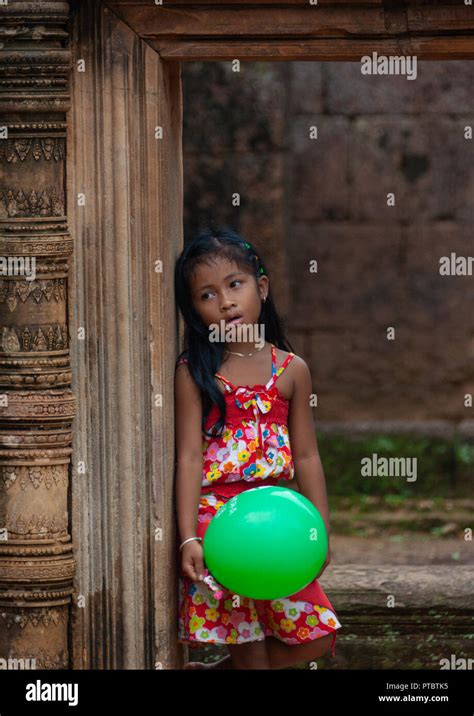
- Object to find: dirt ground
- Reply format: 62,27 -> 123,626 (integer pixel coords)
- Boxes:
330,533 -> 473,565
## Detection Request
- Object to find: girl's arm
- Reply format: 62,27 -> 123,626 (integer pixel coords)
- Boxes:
174,361 -> 204,543
287,356 -> 331,537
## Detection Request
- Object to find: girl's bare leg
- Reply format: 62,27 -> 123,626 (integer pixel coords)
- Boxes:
264,632 -> 334,670
227,639 -> 271,669
184,633 -> 334,670
185,640 -> 270,670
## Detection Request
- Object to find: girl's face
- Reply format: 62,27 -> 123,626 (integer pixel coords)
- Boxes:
189,255 -> 269,338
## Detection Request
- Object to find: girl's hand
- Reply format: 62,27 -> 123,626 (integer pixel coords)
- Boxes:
181,540 -> 205,581
315,538 -> 331,579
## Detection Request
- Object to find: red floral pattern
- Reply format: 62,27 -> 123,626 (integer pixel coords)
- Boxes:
198,346 -> 296,487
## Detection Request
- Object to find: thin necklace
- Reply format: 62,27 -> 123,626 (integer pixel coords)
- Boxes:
224,343 -> 267,358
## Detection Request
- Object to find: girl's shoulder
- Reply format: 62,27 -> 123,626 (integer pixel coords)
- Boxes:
273,344 -> 302,373
175,353 -> 192,381
176,351 -> 189,367
273,348 -> 310,401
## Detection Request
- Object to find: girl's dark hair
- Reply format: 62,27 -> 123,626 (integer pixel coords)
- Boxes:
174,227 -> 295,437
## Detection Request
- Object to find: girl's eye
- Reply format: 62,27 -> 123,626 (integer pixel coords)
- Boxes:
200,280 -> 242,299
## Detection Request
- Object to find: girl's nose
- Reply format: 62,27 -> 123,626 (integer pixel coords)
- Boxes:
221,297 -> 236,310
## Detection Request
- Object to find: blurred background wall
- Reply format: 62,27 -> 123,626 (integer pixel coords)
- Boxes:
180,61 -> 474,671
182,61 -> 474,448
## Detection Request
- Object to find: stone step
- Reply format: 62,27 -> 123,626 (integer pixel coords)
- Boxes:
319,564 -> 474,669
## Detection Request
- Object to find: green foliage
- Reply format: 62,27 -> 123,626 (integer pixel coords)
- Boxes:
317,432 -> 473,497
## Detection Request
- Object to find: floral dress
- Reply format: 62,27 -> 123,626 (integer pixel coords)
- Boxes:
176,344 -> 342,658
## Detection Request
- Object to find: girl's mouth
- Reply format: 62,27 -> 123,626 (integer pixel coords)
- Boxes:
225,316 -> 243,325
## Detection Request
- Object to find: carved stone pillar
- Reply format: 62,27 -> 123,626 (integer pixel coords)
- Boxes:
0,1 -> 75,669
69,0 -> 183,670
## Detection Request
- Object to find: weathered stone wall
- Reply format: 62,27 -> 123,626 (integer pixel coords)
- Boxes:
182,61 -> 474,434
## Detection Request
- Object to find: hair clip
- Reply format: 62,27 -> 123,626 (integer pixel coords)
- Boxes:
244,242 -> 250,249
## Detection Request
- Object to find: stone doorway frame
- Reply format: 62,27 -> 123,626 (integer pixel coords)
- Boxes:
1,0 -> 473,670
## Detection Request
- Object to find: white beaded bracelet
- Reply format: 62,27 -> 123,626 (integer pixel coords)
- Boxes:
179,536 -> 202,551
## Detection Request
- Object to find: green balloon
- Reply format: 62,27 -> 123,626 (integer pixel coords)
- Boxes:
203,486 -> 327,600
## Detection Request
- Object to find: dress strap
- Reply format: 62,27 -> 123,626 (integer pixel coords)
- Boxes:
266,344 -> 295,390
214,371 -> 236,393
271,344 -> 277,376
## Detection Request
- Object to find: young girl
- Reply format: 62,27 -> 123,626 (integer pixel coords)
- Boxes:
174,228 -> 342,670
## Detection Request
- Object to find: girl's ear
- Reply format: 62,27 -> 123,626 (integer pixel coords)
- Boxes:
258,275 -> 269,299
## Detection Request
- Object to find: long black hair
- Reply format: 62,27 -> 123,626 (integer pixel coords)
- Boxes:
174,228 -> 295,437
